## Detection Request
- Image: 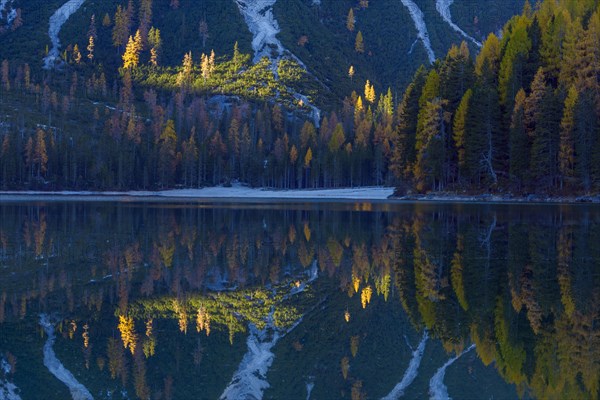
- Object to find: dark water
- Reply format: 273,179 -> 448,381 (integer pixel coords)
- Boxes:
0,201 -> 599,400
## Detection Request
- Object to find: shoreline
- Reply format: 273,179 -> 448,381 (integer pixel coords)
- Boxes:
393,193 -> 600,204
0,186 -> 395,202
1,187 -> 600,204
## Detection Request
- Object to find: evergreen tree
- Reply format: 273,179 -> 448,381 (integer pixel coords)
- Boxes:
559,86 -> 577,190
509,89 -> 529,189
391,66 -> 427,182
355,31 -> 364,53
498,16 -> 531,125
346,8 -> 355,32
526,68 -> 561,190
414,99 -> 445,192
453,88 -> 472,181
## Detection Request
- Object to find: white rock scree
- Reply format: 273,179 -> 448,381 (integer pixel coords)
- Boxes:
400,0 -> 436,64
0,0 -> 16,26
0,357 -> 21,400
220,263 -> 317,400
429,344 -> 475,400
39,314 -> 94,400
381,331 -> 429,400
233,0 -> 321,125
435,0 -> 482,47
43,0 -> 87,70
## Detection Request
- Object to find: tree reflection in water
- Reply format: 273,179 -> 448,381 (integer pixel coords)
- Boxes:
0,202 -> 599,399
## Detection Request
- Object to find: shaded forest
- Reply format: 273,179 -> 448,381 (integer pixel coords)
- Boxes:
0,0 -> 599,194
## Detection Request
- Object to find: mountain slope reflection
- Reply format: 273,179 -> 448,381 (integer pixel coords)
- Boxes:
0,202 -> 598,399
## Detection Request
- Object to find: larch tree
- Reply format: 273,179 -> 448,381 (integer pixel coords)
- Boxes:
559,86 -> 577,190
87,36 -> 95,62
453,88 -> 472,180
158,120 -> 178,187
364,80 -> 375,103
198,19 -> 209,48
112,5 -> 129,50
355,31 -> 364,53
148,27 -> 161,66
73,44 -> 82,64
346,8 -> 355,32
122,31 -> 142,69
33,129 -> 48,179
390,66 -> 427,182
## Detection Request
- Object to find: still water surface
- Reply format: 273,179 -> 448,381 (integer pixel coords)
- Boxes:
0,201 -> 598,399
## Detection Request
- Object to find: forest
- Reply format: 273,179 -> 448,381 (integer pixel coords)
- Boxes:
1,203 -> 599,398
0,0 -> 599,194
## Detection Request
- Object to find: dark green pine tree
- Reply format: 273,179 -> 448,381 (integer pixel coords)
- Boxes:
439,42 -> 475,185
414,98 -> 446,192
559,86 -> 577,190
463,34 -> 503,187
573,89 -> 598,191
509,88 -> 529,190
453,88 -> 472,183
390,66 -> 427,185
526,68 -> 561,190
498,15 -> 532,127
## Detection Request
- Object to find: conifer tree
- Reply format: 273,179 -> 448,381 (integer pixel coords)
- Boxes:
355,31 -> 364,53
498,16 -> 531,124
526,68 -> 560,189
414,99 -> 445,192
364,80 -> 375,103
102,13 -> 111,27
391,66 -> 426,182
148,27 -> 161,66
122,30 -> 142,69
453,88 -> 472,179
559,86 -> 577,190
73,44 -> 82,64
509,89 -> 529,188
346,8 -> 355,31
112,5 -> 129,50
87,36 -> 95,62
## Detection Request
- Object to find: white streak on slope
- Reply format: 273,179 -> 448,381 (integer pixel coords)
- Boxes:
429,344 -> 475,400
220,269 -> 317,400
43,0 -> 87,70
0,358 -> 21,400
0,0 -> 15,25
234,0 -> 283,64
435,0 -> 481,48
400,0 -> 435,64
381,331 -> 428,400
0,380 -> 21,400
39,314 -> 93,400
219,320 -> 280,400
234,0 -> 321,126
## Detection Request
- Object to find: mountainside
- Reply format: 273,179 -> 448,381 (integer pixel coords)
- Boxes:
10,0 -> 588,194
0,0 -> 523,106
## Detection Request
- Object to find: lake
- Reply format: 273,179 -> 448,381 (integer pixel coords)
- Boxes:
0,200 -> 599,399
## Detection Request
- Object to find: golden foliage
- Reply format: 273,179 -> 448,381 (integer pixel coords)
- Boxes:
196,306 -> 211,336
360,285 -> 372,309
118,315 -> 138,354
